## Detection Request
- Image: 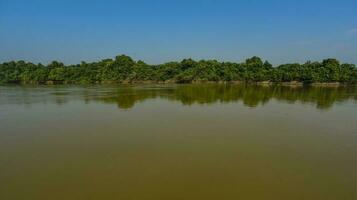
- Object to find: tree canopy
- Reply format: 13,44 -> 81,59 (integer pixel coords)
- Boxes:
0,55 -> 356,84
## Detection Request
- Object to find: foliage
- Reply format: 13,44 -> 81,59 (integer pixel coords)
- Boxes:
0,55 -> 356,84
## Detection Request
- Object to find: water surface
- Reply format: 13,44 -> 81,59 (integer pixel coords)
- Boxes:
1,84 -> 357,200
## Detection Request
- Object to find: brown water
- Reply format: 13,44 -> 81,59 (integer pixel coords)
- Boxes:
0,84 -> 357,200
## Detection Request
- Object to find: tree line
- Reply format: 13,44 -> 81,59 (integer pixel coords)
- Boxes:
0,55 -> 356,84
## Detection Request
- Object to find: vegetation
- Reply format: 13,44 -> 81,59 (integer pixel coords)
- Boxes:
0,55 -> 356,84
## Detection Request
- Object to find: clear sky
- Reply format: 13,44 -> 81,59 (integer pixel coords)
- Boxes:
0,0 -> 357,65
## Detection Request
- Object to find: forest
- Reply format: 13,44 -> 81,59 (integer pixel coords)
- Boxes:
0,55 -> 356,84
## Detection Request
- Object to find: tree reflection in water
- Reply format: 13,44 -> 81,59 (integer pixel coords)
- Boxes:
0,84 -> 356,110
88,84 -> 357,110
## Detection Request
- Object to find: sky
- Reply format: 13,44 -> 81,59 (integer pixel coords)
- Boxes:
0,0 -> 357,65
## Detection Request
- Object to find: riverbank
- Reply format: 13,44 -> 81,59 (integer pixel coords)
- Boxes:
2,80 -> 355,87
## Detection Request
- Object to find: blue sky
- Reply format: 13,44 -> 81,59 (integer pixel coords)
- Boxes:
0,0 -> 356,65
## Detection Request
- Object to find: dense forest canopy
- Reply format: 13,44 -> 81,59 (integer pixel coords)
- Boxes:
0,55 -> 356,84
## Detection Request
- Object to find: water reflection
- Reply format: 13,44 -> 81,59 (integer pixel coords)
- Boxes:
0,84 -> 356,110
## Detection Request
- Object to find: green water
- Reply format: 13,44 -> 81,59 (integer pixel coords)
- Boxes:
0,84 -> 357,200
